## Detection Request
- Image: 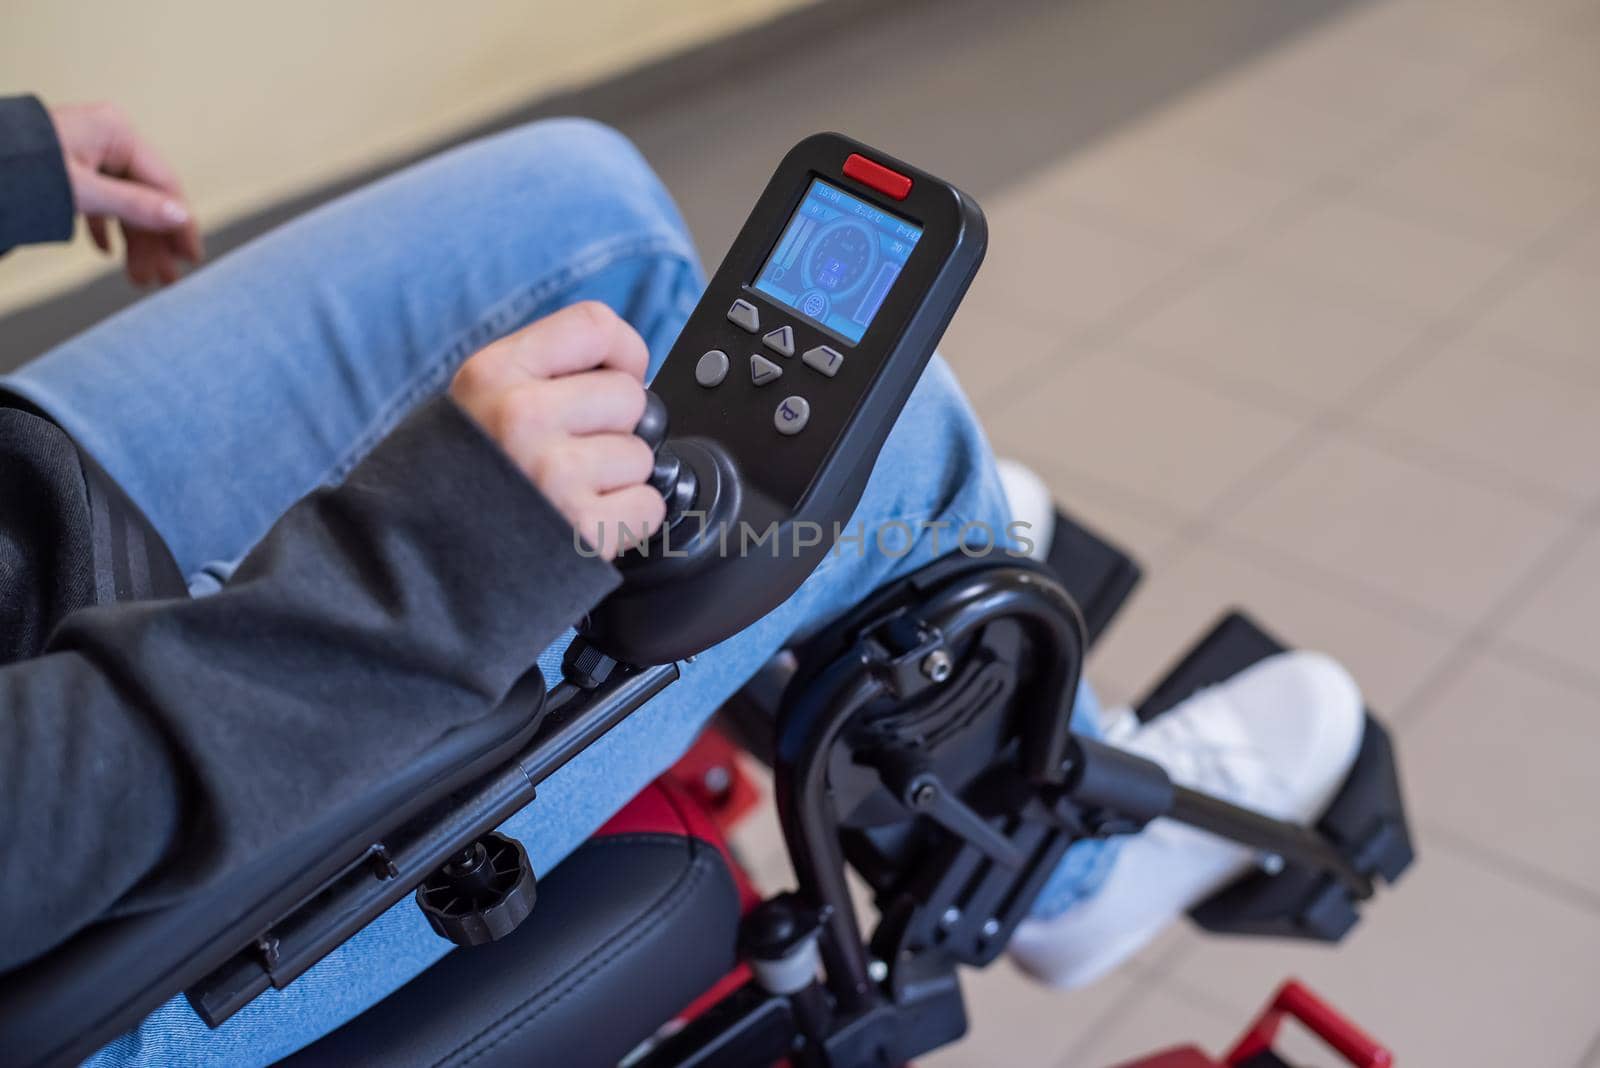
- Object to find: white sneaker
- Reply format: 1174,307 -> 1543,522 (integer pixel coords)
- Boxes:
1009,650 -> 1366,989
997,459 -> 1055,562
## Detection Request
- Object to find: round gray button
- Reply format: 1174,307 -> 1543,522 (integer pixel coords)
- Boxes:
695,349 -> 729,387
774,395 -> 810,436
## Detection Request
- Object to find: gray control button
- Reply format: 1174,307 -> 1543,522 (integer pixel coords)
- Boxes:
801,345 -> 844,378
727,298 -> 760,333
749,353 -> 783,386
695,349 -> 730,387
774,395 -> 810,436
762,324 -> 795,357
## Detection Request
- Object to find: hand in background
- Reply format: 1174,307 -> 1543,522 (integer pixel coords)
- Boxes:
48,102 -> 203,287
450,302 -> 666,560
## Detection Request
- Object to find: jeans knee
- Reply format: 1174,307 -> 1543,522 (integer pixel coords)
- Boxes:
470,118 -> 696,260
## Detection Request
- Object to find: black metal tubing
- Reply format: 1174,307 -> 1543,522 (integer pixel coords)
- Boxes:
1168,786 -> 1374,898
773,564 -> 1087,1014
775,662 -> 886,1011
919,566 -> 1088,785
188,662 -> 679,1025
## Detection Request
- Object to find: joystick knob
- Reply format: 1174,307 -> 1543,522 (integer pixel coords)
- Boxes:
634,389 -> 697,528
635,389 -> 669,452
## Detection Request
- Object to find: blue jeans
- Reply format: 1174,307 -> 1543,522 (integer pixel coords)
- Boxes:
4,119 -> 1115,1067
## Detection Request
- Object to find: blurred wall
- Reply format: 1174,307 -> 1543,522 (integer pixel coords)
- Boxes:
0,0 -> 810,315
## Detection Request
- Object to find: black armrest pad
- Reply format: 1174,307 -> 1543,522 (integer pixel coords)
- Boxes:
283,833 -> 740,1067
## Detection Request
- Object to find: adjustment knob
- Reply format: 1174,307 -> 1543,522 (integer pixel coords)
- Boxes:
416,831 -> 536,946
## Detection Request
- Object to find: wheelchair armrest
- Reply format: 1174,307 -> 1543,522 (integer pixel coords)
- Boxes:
0,667 -> 556,1068
281,781 -> 742,1068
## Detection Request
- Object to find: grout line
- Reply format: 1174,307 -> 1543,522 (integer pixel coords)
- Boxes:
1342,418 -> 1588,516
1487,636 -> 1600,702
1195,526 -> 1470,639
1419,820 -> 1600,917
1396,495 -> 1600,732
1168,184 -> 1600,731
1578,1025 -> 1600,1068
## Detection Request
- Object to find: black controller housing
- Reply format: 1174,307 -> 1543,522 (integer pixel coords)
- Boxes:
584,133 -> 986,665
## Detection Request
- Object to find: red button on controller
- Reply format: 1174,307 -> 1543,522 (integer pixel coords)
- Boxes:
842,153 -> 912,201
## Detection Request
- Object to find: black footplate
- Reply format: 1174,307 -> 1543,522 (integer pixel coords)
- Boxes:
1133,612 -> 1416,942
1044,507 -> 1142,649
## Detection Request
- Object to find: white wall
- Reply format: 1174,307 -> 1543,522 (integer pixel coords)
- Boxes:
0,0 -> 810,315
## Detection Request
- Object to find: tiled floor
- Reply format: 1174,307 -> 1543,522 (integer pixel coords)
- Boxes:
740,0 -> 1600,1063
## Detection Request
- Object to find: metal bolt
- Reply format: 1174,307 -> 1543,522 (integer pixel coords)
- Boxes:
911,782 -> 938,808
940,906 -> 962,929
921,649 -> 953,683
867,959 -> 889,983
981,918 -> 1001,938
702,764 -> 732,795
1260,853 -> 1285,875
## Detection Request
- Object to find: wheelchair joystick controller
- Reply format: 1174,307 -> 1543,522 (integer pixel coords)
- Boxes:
634,389 -> 697,529
581,133 -> 987,667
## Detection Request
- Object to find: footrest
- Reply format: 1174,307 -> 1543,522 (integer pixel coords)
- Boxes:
1044,506 -> 1142,649
1133,612 -> 1415,942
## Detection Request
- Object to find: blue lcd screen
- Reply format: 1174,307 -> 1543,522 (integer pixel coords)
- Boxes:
751,178 -> 923,344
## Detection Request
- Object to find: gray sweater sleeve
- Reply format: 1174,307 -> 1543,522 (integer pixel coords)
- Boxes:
0,396 -> 619,971
0,95 -> 74,254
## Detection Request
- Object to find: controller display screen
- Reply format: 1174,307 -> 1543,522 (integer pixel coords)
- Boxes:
752,178 -> 923,344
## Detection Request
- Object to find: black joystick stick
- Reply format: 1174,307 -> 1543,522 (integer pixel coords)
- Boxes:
634,390 -> 697,528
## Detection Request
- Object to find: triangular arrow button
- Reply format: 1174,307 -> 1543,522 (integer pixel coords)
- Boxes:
762,325 -> 796,357
749,353 -> 784,386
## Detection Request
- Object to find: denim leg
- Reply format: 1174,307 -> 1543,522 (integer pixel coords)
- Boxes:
2,118 -> 702,589
10,122 -> 1117,1066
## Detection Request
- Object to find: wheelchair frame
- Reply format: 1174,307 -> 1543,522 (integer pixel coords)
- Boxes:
0,511 -> 1414,1068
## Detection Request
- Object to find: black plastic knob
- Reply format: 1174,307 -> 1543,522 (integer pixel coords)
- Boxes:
633,389 -> 697,528
416,832 -> 536,947
634,389 -> 669,452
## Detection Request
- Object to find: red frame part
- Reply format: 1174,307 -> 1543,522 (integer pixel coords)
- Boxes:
1225,980 -> 1392,1067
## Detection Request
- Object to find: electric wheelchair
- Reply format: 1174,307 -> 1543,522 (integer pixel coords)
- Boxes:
0,135 -> 1413,1067
0,507 -> 1413,1067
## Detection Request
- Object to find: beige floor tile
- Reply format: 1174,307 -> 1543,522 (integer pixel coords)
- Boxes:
1514,17 -> 1600,103
1356,335 -> 1600,506
1066,981 -> 1240,1068
1124,266 -> 1428,414
1475,260 -> 1600,374
940,299 -> 1087,407
1085,538 -> 1457,717
988,347 -> 1306,522
1442,78 -> 1600,179
1163,840 -> 1600,1067
1404,651 -> 1600,896
1351,129 -> 1595,248
1002,457 -> 1189,577
1219,432 -> 1568,626
1007,134 -> 1303,249
976,198 -> 1198,331
1548,210 -> 1600,278
1235,8 -> 1498,131
1404,0 -> 1600,29
1242,195 -> 1518,318
1499,524 -> 1600,681
1319,0 -> 1558,71
1122,75 -> 1398,184
924,964 -> 1141,1068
